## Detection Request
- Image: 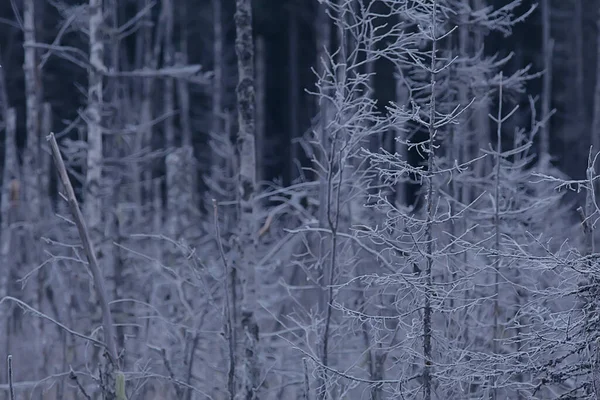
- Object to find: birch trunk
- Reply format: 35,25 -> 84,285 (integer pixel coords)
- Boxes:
86,0 -> 105,244
86,0 -> 110,379
234,0 -> 260,397
23,0 -> 41,222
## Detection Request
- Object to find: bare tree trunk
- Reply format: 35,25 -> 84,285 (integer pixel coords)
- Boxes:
0,108 -> 17,381
133,0 -> 163,224
234,0 -> 260,398
177,1 -> 192,147
540,0 -> 553,166
177,54 -> 192,148
423,2 -> 439,399
23,0 -> 47,379
210,0 -> 226,184
37,103 -> 53,378
166,147 -> 195,239
491,74 -> 506,400
23,0 -> 41,221
86,0 -> 109,381
472,0 -> 490,181
592,1 -> 600,197
86,0 -> 105,244
316,1 -> 330,229
256,36 -> 266,186
289,3 -> 300,183
152,174 -> 164,257
594,4 -> 600,149
163,0 -> 175,149
40,103 -> 52,210
320,4 -> 346,399
457,9 -> 470,205
574,0 -> 586,138
394,73 -> 408,206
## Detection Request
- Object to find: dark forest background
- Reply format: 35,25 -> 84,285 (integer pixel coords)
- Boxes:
0,0 -> 592,197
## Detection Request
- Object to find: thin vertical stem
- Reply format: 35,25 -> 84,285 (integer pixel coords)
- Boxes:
423,2 -> 438,399
303,358 -> 311,400
234,0 -> 260,398
213,200 -> 236,399
540,0 -> 553,165
7,355 -> 14,400
492,73 -> 504,400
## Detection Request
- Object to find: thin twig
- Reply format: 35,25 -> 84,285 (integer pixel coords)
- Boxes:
69,367 -> 92,400
0,297 -> 106,348
159,348 -> 183,398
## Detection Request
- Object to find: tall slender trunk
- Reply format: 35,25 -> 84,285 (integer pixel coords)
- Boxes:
23,0 -> 41,221
211,0 -> 225,183
256,36 -> 266,186
40,103 -> 52,210
456,10 -> 473,367
491,74 -> 505,400
314,6 -> 332,397
574,1 -> 586,136
134,0 -> 163,223
592,2 -> 600,197
394,73 -> 408,206
0,108 -> 17,381
177,51 -> 192,147
289,4 -> 300,183
472,0 -> 490,182
38,103 -> 53,377
86,0 -> 105,241
458,8 -> 470,206
23,0 -> 44,377
319,4 -> 346,399
316,2 -> 331,230
234,1 -> 260,398
540,0 -> 553,166
163,0 -> 175,149
423,2 -> 439,399
86,0 -> 108,376
211,2 -> 236,399
177,0 -> 192,147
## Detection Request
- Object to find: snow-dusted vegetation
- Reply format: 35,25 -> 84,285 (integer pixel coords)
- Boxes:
0,0 -> 598,398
